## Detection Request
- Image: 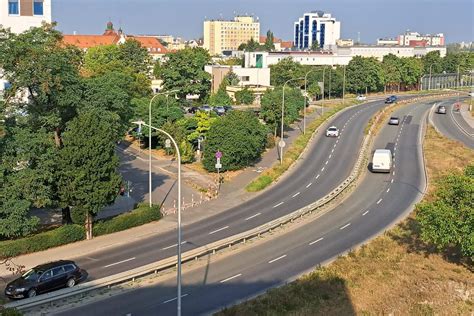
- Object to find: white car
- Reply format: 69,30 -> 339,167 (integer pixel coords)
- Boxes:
326,126 -> 339,137
356,94 -> 367,101
469,91 -> 474,97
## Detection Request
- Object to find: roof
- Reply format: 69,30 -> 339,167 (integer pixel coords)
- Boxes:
34,260 -> 76,271
127,36 -> 168,54
63,35 -> 119,49
259,36 -> 293,48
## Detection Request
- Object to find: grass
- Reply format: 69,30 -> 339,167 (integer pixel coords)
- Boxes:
218,111 -> 474,316
246,100 -> 358,192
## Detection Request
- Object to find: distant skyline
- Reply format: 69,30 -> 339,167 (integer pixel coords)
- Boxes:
54,0 -> 473,44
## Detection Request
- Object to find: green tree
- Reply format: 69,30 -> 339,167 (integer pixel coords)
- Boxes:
442,52 -> 473,74
422,51 -> 443,74
416,166 -> 474,257
307,82 -> 321,100
118,39 -> 152,74
235,87 -> 255,105
238,37 -> 260,52
208,88 -> 233,106
269,58 -> 305,87
58,109 -> 122,239
160,47 -> 211,100
400,57 -> 424,87
220,71 -> 240,90
382,54 -> 402,91
346,56 -> 384,93
187,111 -> 217,142
310,40 -> 320,51
264,30 -> 275,51
203,111 -> 267,171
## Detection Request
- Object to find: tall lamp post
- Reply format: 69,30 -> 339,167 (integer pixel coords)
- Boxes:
133,120 -> 183,316
281,77 -> 304,164
428,64 -> 434,91
148,89 -> 179,207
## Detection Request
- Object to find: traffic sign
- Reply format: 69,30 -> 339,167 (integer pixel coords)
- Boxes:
215,163 -> 222,169
278,140 -> 286,148
215,151 -> 222,159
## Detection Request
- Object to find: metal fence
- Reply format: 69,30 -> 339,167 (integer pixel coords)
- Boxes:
420,72 -> 474,90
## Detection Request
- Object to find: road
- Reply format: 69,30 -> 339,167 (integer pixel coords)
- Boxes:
430,98 -> 474,149
58,98 -> 430,315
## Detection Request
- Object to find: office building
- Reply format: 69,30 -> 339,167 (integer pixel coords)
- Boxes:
0,0 -> 51,33
294,11 -> 340,50
204,16 -> 260,55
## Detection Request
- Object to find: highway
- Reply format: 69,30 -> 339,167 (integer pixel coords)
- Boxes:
58,99 -> 430,315
63,98 -> 395,282
430,98 -> 474,149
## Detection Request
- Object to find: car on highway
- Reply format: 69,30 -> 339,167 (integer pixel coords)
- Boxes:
371,149 -> 392,173
468,91 -> 474,97
356,94 -> 367,101
5,260 -> 87,299
199,105 -> 212,113
325,126 -> 339,137
388,116 -> 400,125
437,105 -> 446,114
385,95 -> 398,104
214,106 -> 226,116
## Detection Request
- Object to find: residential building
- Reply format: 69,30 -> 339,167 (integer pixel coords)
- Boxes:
259,35 -> 293,51
294,11 -> 341,50
336,39 -> 353,47
205,65 -> 270,94
0,0 -> 51,33
203,16 -> 260,55
398,31 -> 445,46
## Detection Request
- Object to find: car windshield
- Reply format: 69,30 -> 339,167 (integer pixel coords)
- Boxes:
329,127 -> 337,131
391,117 -> 398,120
22,269 -> 42,281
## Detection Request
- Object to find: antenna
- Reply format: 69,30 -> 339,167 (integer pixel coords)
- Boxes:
357,31 -> 361,44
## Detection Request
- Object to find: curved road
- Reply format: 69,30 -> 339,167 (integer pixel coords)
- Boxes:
431,98 -> 474,149
59,99 -> 431,315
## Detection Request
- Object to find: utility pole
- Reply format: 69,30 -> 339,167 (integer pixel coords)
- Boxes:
342,65 -> 346,105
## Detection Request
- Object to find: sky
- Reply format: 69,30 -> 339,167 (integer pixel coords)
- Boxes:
53,0 -> 474,44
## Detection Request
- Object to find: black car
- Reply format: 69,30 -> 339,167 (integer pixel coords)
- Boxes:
385,95 -> 398,104
5,260 -> 87,299
187,106 -> 199,114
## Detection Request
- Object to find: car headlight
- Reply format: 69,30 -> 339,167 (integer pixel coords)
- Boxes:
15,287 -> 26,292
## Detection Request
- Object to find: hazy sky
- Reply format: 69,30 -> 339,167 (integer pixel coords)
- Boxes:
54,0 -> 473,43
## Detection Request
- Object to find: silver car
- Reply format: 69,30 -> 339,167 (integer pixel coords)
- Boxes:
388,117 -> 400,125
437,105 -> 446,114
326,126 -> 339,137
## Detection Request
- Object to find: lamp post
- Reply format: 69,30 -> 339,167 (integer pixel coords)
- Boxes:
133,120 -> 183,316
342,65 -> 346,105
281,77 -> 304,164
304,67 -> 326,134
428,64 -> 434,91
147,89 -> 179,207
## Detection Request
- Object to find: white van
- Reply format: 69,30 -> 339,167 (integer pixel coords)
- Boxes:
371,149 -> 392,173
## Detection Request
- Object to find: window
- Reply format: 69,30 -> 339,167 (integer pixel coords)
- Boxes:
8,0 -> 19,15
64,264 -> 76,272
39,270 -> 53,281
34,0 -> 44,15
52,266 -> 65,276
241,76 -> 250,82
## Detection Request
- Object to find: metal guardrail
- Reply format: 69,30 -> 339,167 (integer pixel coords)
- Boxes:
4,93 -> 456,312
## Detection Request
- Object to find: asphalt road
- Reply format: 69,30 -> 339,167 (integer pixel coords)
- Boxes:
431,98 -> 474,149
65,98 -> 394,282
58,99 -> 430,316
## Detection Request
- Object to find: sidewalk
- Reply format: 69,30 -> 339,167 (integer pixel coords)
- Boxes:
459,102 -> 474,129
0,106 -> 326,277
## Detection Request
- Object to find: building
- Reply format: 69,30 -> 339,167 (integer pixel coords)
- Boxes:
398,31 -> 445,46
294,11 -> 341,50
0,0 -> 51,33
203,16 -> 260,56
205,65 -> 270,94
259,35 -> 293,51
376,38 -> 399,46
336,39 -> 353,47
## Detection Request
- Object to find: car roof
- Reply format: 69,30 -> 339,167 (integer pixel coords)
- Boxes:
328,126 -> 338,129
33,260 -> 75,271
374,149 -> 391,154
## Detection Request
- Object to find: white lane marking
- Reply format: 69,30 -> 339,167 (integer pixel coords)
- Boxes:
209,226 -> 229,235
245,213 -> 261,221
162,294 -> 189,304
377,198 -> 383,204
306,182 -> 313,188
391,179 -> 394,184
292,192 -> 301,198
325,160 -> 329,165
340,223 -> 351,230
162,241 -> 187,250
386,188 -> 390,193
331,148 -> 335,153
393,171 -> 396,176
103,257 -> 136,268
362,210 -> 369,216
321,167 -> 325,171
394,146 -> 397,151
309,237 -> 324,245
328,154 -> 332,159
268,254 -> 287,264
220,273 -> 242,283
273,202 -> 284,208
316,174 -> 320,179
336,140 -> 339,144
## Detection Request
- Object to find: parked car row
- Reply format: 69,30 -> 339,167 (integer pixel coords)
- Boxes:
187,105 -> 233,116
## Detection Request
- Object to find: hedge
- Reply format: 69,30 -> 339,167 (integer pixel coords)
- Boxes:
0,204 -> 161,258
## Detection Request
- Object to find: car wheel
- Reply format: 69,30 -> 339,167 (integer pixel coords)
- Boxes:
27,288 -> 37,298
66,278 -> 76,288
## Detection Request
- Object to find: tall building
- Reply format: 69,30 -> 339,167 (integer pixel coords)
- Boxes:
294,11 -> 340,50
0,0 -> 51,33
204,16 -> 260,56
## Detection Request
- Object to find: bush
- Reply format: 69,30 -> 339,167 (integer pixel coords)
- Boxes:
0,225 -> 85,258
93,204 -> 161,236
1,308 -> 23,316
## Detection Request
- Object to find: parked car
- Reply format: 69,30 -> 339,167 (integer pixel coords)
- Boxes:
356,94 -> 367,101
199,105 -> 212,113
371,149 -> 392,173
5,260 -> 87,299
223,105 -> 233,113
437,105 -> 447,114
214,106 -> 226,116
468,91 -> 474,97
388,117 -> 400,125
326,126 -> 339,137
187,106 -> 199,114
385,95 -> 398,104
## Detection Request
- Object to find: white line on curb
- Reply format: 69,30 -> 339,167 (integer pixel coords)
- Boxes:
220,273 -> 242,283
104,257 -> 136,268
268,254 -> 287,264
209,226 -> 229,235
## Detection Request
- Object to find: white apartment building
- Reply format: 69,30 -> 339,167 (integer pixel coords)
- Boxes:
294,11 -> 341,50
0,0 -> 51,33
204,16 -> 260,56
398,31 -> 445,46
376,38 -> 399,46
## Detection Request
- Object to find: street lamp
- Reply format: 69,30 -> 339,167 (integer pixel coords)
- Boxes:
281,77 -> 304,164
428,64 -> 434,91
133,120 -> 183,316
148,89 -> 179,207
304,67 -> 326,134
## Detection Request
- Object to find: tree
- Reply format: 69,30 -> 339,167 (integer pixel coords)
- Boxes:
203,111 -> 267,171
187,111 -> 217,142
118,39 -> 152,74
235,87 -> 255,105
264,30 -> 275,51
422,51 -> 443,74
416,166 -> 474,257
400,57 -> 423,88
346,56 -> 384,93
382,54 -> 402,92
58,109 -> 122,239
159,47 -> 211,100
310,40 -> 320,51
307,82 -> 321,100
269,58 -> 305,87
238,37 -> 260,52
219,71 -> 239,91
208,88 -> 233,106
442,52 -> 473,74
